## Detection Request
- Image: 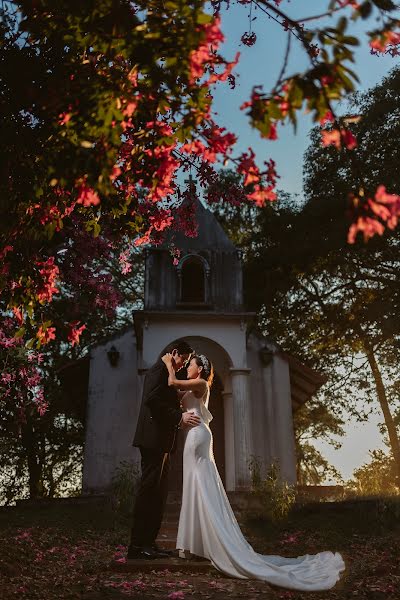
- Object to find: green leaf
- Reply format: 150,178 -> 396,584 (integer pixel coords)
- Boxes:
342,36 -> 360,46
196,12 -> 213,25
337,16 -> 347,34
46,222 -> 57,240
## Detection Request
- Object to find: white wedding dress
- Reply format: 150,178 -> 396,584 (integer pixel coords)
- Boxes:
176,388 -> 345,591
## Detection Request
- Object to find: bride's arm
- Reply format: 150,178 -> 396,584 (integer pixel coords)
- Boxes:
162,355 -> 207,394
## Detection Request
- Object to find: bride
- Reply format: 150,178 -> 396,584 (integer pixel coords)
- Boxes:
161,352 -> 345,592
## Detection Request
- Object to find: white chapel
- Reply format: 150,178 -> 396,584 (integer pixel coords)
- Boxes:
81,199 -> 325,494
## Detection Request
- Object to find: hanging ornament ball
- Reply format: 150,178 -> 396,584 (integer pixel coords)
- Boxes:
241,32 -> 257,47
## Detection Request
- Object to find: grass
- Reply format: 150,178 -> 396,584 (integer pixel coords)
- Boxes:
1,498 -> 400,599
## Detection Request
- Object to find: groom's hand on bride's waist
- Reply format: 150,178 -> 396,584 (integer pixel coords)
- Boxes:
180,412 -> 201,428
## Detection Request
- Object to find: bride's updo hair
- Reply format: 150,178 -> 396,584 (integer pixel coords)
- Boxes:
194,354 -> 214,386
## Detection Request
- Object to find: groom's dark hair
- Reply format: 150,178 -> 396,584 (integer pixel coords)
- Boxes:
165,340 -> 193,356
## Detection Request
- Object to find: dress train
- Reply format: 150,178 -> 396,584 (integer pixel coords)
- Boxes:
176,390 -> 345,592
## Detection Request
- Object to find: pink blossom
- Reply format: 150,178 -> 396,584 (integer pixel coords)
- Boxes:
76,182 -> 101,207
26,371 -> 42,387
58,112 -> 71,125
110,165 -> 122,181
321,129 -> 341,149
67,321 -> 86,347
12,307 -> 24,325
1,372 -> 12,384
237,148 -> 260,186
149,211 -> 174,232
208,52 -> 240,85
209,580 -> 227,589
203,125 -> 237,158
0,245 -> 13,259
338,0 -> 360,8
281,531 -> 301,544
264,122 -> 278,140
128,69 -> 138,86
0,333 -> 17,348
319,111 -> 334,126
34,389 -> 48,416
321,127 -> 357,150
247,184 -> 277,206
15,529 -> 32,541
167,592 -> 185,600
370,30 -> 400,53
122,101 -> 138,118
348,216 -> 385,244
134,227 -> 153,247
36,257 -> 59,304
348,185 -> 400,243
119,249 -> 132,274
342,129 -> 357,150
36,325 -> 56,345
189,17 -> 224,83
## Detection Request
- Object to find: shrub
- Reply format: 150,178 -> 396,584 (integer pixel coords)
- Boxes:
248,455 -> 296,522
110,460 -> 140,517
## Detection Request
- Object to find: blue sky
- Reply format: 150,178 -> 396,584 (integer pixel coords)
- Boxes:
212,1 -> 399,480
213,1 -> 398,197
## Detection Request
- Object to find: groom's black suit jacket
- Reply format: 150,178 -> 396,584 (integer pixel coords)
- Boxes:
132,359 -> 184,454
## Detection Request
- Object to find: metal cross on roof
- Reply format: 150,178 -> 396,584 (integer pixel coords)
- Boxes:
184,173 -> 196,193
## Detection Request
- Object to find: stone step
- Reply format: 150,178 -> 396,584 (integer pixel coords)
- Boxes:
162,515 -> 180,523
155,536 -> 177,550
163,508 -> 181,517
160,513 -> 179,522
158,525 -> 179,535
161,517 -> 179,524
111,556 -> 212,574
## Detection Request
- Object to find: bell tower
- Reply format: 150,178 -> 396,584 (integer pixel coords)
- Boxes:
144,197 -> 243,313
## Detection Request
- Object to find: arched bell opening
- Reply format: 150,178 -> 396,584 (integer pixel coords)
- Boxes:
176,254 -> 211,308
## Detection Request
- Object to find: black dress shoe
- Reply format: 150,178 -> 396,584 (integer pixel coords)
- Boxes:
127,545 -> 143,560
152,544 -> 174,557
127,546 -> 163,560
126,546 -> 161,560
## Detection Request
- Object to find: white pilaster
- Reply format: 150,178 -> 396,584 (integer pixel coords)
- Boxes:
229,368 -> 252,489
222,391 -> 235,491
261,364 -> 278,465
270,356 -> 297,484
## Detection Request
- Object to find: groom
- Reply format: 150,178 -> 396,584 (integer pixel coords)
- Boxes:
127,340 -> 201,560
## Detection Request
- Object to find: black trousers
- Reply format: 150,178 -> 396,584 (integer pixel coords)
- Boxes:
129,447 -> 170,548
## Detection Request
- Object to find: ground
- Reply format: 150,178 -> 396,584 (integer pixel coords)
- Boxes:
1,498 -> 400,600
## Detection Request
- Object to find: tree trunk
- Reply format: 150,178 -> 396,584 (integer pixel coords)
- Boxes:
21,415 -> 45,499
362,340 -> 400,486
